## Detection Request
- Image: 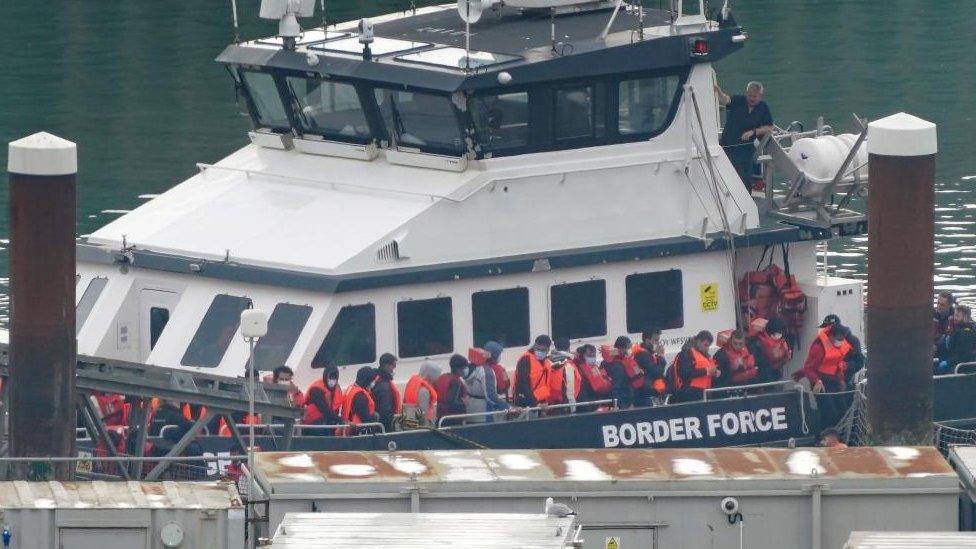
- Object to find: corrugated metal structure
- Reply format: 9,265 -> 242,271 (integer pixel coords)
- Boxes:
267,512 -> 578,549
845,531 -> 976,548
950,446 -> 976,530
252,447 -> 959,549
0,481 -> 244,548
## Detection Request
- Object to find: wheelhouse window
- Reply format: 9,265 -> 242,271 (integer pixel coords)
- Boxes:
550,280 -> 607,341
375,89 -> 464,155
625,270 -> 684,332
618,74 -> 682,136
312,304 -> 376,367
471,91 -> 529,153
253,303 -> 313,370
554,85 -> 604,141
285,77 -> 371,142
397,297 -> 453,358
149,307 -> 170,350
76,277 -> 108,334
241,71 -> 289,128
181,295 -> 252,368
472,288 -> 530,348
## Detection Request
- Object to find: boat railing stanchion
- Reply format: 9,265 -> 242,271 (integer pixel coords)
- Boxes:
240,308 -> 268,549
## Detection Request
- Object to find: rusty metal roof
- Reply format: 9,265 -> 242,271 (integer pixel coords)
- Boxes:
254,447 -> 954,489
0,481 -> 243,509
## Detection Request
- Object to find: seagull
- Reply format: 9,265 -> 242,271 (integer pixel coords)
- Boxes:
545,497 -> 576,517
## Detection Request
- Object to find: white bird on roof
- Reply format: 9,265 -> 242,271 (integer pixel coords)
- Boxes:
545,497 -> 576,517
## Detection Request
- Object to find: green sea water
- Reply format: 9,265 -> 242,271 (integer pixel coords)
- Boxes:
0,1 -> 974,322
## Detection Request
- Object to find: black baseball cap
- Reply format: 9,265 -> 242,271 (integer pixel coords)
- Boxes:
820,314 -> 841,328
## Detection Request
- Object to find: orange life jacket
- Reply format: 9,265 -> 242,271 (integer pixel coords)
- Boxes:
95,393 -> 129,427
755,331 -> 791,370
342,384 -> 376,425
547,363 -> 582,403
816,330 -> 852,377
489,362 -> 511,396
182,403 -> 206,422
518,351 -> 551,403
672,348 -> 715,391
577,358 -> 612,397
722,343 -> 758,384
632,344 -> 668,394
218,414 -> 260,437
403,374 -> 438,421
302,379 -> 343,424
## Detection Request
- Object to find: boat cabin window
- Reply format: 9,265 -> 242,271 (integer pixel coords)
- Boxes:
253,303 -> 313,370
397,297 -> 454,358
618,74 -> 682,136
375,89 -> 465,155
470,92 -> 529,153
149,307 -> 170,350
181,294 -> 252,368
312,304 -> 376,367
285,76 -> 372,143
241,71 -> 290,129
554,85 -> 605,142
625,270 -> 684,332
472,287 -> 530,348
76,277 -> 108,334
550,280 -> 607,341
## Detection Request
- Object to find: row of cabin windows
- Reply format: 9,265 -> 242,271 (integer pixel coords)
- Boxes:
239,68 -> 687,158
78,269 -> 682,371
314,269 -> 683,368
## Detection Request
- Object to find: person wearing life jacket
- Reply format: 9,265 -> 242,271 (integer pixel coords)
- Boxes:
303,365 -> 343,432
483,341 -> 511,401
94,392 -> 129,428
371,353 -> 402,432
574,344 -> 612,409
817,428 -> 848,449
793,323 -> 853,393
747,317 -> 793,383
266,366 -> 305,408
934,291 -> 956,351
402,362 -> 441,427
601,336 -> 636,409
465,347 -> 509,423
547,351 -> 582,414
714,330 -> 758,387
818,314 -> 865,383
344,366 -> 379,433
435,354 -> 469,426
632,327 -> 669,406
671,331 -> 719,403
513,335 -> 552,409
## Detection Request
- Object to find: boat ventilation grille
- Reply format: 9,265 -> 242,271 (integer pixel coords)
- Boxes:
377,240 -> 401,262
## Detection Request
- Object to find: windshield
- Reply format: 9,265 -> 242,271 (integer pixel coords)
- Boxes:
285,77 -> 372,142
374,89 -> 465,155
241,71 -> 289,129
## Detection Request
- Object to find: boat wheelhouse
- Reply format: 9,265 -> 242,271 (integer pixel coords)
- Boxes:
73,0 -> 866,390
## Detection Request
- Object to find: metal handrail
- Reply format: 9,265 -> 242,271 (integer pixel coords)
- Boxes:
436,399 -> 616,428
955,362 -> 976,374
295,422 -> 386,435
703,380 -> 799,401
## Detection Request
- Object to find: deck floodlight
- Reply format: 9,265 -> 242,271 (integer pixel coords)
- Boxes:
241,308 -> 269,339
260,0 -> 316,49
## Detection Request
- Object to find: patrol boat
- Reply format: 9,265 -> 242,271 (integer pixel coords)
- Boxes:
70,0 -> 879,449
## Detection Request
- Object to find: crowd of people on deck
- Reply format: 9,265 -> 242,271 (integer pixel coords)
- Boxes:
93,289 -> 976,446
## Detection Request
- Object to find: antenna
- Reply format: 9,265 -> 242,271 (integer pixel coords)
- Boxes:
457,0 -> 484,71
319,0 -> 327,33
260,0 -> 317,50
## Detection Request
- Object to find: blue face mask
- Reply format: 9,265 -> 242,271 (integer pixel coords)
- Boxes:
534,350 -> 547,360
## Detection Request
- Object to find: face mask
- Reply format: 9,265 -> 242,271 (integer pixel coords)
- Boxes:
326,379 -> 337,389
770,333 -> 783,340
585,356 -> 598,366
832,340 -> 844,348
278,379 -> 290,385
534,350 -> 547,360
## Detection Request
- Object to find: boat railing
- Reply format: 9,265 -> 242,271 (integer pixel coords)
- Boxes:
955,362 -> 976,375
703,380 -> 800,401
436,399 -> 617,428
294,422 -> 387,435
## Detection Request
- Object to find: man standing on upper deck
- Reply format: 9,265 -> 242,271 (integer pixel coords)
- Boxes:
715,80 -> 774,190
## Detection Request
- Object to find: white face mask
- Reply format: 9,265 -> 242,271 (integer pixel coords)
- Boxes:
326,378 -> 337,389
832,339 -> 844,348
770,333 -> 783,341
585,356 -> 598,366
278,379 -> 290,385
534,350 -> 547,360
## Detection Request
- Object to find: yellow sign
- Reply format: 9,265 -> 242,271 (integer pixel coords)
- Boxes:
700,283 -> 718,312
605,537 -> 621,549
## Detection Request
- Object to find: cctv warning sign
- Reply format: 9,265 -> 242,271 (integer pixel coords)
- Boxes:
699,283 -> 718,312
